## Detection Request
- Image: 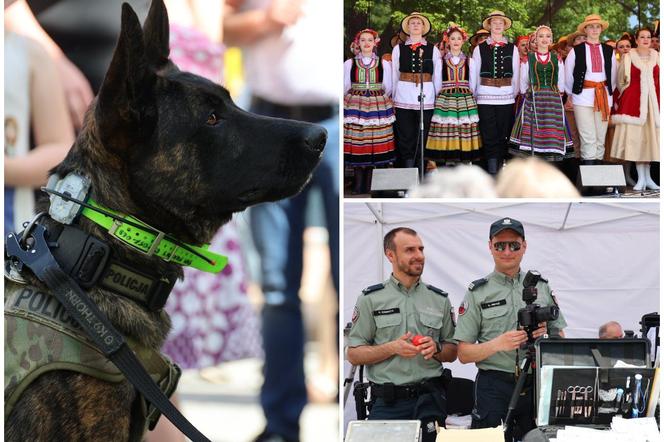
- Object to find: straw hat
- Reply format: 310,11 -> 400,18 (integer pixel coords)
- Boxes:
482,10 -> 512,31
576,14 -> 609,34
401,12 -> 432,36
566,31 -> 586,45
390,31 -> 409,48
469,29 -> 490,47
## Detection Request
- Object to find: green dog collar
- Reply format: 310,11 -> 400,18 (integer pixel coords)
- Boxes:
81,200 -> 227,273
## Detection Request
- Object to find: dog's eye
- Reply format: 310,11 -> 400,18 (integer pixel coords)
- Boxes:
206,112 -> 218,126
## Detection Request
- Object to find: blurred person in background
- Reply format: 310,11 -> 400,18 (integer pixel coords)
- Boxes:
408,164 -> 497,198
4,0 -> 74,235
495,157 -> 581,198
599,321 -> 624,339
7,0 -> 153,130
224,1 -> 339,441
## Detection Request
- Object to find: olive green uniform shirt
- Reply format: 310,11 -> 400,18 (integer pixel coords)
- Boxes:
453,270 -> 567,373
347,275 -> 456,385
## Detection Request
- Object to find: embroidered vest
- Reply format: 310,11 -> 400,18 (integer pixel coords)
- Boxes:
441,56 -> 470,85
350,58 -> 384,91
571,42 -> 614,95
528,52 -> 559,90
479,41 -> 515,78
399,43 -> 434,74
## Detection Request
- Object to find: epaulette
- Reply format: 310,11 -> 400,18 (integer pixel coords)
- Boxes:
540,276 -> 548,283
426,284 -> 448,297
468,278 -> 488,291
362,283 -> 385,295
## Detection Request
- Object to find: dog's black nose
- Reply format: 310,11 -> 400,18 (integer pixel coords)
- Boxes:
303,126 -> 327,154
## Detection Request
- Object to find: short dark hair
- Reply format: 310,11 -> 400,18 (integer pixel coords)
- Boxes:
384,227 -> 418,252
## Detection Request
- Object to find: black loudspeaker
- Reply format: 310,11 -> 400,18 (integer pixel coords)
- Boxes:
370,168 -> 419,198
577,165 -> 626,196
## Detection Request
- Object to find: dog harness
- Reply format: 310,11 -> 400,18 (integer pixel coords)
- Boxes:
4,282 -> 180,430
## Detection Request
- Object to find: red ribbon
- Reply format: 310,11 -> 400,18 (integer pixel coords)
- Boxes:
410,42 -> 423,51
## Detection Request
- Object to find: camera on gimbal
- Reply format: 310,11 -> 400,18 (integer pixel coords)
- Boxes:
517,270 -> 559,340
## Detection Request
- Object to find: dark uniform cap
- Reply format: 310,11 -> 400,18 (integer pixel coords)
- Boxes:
489,217 -> 525,239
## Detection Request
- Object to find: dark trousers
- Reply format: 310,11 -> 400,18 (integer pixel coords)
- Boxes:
394,107 -> 433,167
471,370 -> 535,442
477,104 -> 515,168
369,396 -> 444,442
249,97 -> 339,440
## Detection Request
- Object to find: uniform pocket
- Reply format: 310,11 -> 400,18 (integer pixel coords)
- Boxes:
419,312 -> 443,341
480,304 -> 509,319
419,312 -> 443,329
374,313 -> 402,328
479,302 -> 511,338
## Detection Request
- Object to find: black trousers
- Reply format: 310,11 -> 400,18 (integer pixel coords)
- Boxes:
394,107 -> 433,167
477,104 -> 515,167
471,370 -> 535,442
369,394 -> 445,442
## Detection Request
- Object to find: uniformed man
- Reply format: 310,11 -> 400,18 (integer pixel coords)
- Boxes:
454,218 -> 567,441
347,227 -> 457,442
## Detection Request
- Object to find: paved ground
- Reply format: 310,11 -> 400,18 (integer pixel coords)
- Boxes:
177,352 -> 339,442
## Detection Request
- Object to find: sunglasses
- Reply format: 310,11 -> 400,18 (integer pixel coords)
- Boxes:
493,241 -> 522,252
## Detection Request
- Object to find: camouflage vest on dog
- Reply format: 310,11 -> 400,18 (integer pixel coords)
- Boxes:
4,282 -> 180,429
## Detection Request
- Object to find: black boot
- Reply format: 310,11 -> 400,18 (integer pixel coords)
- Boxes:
351,167 -> 364,195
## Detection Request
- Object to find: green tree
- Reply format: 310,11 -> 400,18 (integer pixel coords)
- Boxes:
344,0 -> 659,58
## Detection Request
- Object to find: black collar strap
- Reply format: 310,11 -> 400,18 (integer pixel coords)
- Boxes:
46,221 -> 175,311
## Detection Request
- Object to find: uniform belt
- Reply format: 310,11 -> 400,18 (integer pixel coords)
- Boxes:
399,72 -> 432,84
479,77 -> 512,87
371,378 -> 443,400
250,96 -> 336,123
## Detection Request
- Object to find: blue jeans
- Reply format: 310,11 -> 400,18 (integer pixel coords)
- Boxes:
249,108 -> 339,440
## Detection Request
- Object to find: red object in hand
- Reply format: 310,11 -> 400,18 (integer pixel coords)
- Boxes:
412,335 -> 426,346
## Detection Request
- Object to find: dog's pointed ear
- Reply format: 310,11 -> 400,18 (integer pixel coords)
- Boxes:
96,3 -> 154,150
143,0 -> 170,67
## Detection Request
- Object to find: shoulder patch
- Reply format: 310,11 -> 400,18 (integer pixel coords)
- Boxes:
426,284 -> 448,297
362,283 -> 385,295
468,278 -> 488,291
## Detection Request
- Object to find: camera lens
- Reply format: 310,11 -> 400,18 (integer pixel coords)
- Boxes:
534,305 -> 559,322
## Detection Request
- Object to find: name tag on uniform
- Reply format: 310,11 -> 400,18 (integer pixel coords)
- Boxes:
480,299 -> 507,309
373,308 -> 400,316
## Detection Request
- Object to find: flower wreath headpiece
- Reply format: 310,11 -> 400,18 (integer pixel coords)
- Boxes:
353,28 -> 381,48
441,23 -> 468,47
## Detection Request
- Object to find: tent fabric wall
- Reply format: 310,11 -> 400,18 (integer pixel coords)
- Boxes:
343,202 -> 659,387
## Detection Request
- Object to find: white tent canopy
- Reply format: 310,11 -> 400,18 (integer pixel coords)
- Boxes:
343,202 -> 660,385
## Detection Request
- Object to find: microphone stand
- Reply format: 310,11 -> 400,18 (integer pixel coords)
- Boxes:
418,48 -> 425,181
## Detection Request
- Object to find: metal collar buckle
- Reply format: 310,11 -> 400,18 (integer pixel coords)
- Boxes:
108,219 -> 166,257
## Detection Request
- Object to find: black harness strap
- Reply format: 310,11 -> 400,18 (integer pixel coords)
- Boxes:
6,225 -> 211,442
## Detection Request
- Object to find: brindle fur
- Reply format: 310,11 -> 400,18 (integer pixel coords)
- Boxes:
5,1 -> 325,440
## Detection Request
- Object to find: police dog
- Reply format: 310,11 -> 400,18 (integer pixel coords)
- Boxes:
4,1 -> 325,440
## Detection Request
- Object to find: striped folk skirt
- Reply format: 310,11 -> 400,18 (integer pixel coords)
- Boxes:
425,87 -> 482,162
509,88 -> 574,161
344,89 -> 396,166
